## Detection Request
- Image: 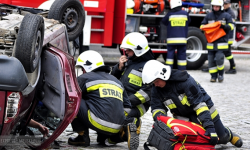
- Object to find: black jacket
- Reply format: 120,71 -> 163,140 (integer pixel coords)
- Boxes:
151,69 -> 220,129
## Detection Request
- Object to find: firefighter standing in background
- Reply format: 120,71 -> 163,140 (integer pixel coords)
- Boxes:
111,32 -> 154,137
68,50 -> 140,150
162,0 -> 190,70
201,0 -> 234,82
223,0 -> 237,74
142,59 -> 243,147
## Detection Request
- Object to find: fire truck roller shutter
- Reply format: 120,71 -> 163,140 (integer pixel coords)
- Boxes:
48,0 -> 85,41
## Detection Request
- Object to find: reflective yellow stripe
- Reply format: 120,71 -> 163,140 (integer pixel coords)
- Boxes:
167,40 -> 187,44
77,57 -> 84,63
136,105 -> 144,117
134,92 -> 146,103
152,109 -> 166,118
124,111 -> 128,117
180,96 -> 190,106
171,123 -> 197,135
228,23 -> 234,30
217,65 -> 224,70
218,45 -> 228,49
228,40 -> 233,45
209,67 -> 218,74
211,133 -> 218,137
211,110 -> 218,119
168,103 -> 177,109
88,110 -> 120,133
177,60 -> 187,66
96,62 -> 103,66
200,25 -> 204,28
196,106 -> 209,115
207,45 -> 213,49
126,38 -> 135,46
128,73 -> 142,87
226,55 -> 233,60
87,83 -> 123,93
166,59 -> 174,65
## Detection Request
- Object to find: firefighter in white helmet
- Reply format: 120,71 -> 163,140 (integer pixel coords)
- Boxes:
162,0 -> 190,70
69,50 -> 139,150
200,0 -> 234,82
142,59 -> 243,147
111,32 -> 154,146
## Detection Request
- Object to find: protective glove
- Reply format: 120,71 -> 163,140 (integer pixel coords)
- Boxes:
205,127 -> 218,145
220,24 -> 226,29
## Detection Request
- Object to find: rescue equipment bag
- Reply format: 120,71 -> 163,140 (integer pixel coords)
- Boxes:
200,21 -> 226,43
144,116 -> 216,150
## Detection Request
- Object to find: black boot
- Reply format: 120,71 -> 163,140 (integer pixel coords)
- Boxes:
218,70 -> 224,83
226,127 -> 243,147
68,130 -> 90,146
201,67 -> 209,72
124,118 -> 141,150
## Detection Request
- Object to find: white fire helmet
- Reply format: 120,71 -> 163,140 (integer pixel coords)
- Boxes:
120,32 -> 150,57
169,0 -> 182,9
75,50 -> 104,73
142,60 -> 171,84
211,0 -> 224,10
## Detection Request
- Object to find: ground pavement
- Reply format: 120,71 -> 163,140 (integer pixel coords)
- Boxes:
52,55 -> 250,150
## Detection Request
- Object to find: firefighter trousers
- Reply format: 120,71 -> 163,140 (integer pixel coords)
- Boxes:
208,50 -> 225,77
166,45 -> 187,70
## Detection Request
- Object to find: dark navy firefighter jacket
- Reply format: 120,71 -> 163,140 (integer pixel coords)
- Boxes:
162,6 -> 191,45
151,70 -> 220,129
77,66 -> 131,134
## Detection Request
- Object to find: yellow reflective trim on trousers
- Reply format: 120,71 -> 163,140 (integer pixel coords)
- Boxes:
128,73 -> 142,87
228,23 -> 234,30
134,92 -> 146,103
171,123 -> 197,135
88,110 -> 120,133
196,106 -> 209,115
217,65 -> 224,70
218,45 -> 228,49
228,40 -> 233,45
166,61 -> 174,65
211,110 -> 218,119
209,69 -> 218,74
126,38 -> 135,46
177,61 -> 187,66
207,45 -> 213,49
226,55 -> 233,60
181,96 -> 190,106
168,103 -> 177,109
167,40 -> 187,44
152,110 -> 166,118
136,105 -> 144,117
96,62 -> 103,66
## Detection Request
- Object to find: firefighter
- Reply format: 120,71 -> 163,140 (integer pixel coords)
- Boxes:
202,0 -> 237,74
223,0 -> 237,74
111,32 -> 154,136
142,59 -> 243,147
201,0 -> 234,82
162,0 -> 191,70
68,50 -> 139,150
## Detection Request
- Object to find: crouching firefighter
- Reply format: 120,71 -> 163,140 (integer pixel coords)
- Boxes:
111,32 -> 155,139
141,60 -> 243,147
68,50 -> 140,150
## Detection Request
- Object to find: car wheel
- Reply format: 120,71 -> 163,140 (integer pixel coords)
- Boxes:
14,13 -> 44,73
48,0 -> 85,41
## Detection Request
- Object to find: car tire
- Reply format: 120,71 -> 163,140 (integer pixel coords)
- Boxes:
48,0 -> 85,41
14,13 -> 44,73
186,27 -> 207,70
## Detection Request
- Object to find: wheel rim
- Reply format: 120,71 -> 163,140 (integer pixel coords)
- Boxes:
63,7 -> 79,32
186,36 -> 203,62
33,30 -> 42,69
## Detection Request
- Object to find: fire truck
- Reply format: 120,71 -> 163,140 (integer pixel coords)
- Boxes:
1,0 -> 250,69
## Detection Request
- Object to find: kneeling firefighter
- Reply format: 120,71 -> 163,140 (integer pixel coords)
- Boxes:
68,50 -> 139,150
142,60 -> 243,147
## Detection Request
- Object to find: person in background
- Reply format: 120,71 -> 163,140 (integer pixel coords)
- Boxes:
200,0 -> 234,82
162,0 -> 190,70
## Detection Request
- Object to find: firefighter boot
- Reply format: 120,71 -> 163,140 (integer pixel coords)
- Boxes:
218,75 -> 224,83
230,132 -> 243,147
68,130 -> 90,146
126,118 -> 141,150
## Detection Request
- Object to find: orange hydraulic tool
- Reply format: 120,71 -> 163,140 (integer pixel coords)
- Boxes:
134,0 -> 165,15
